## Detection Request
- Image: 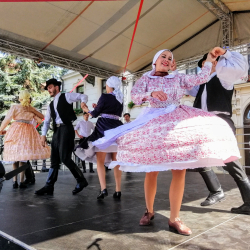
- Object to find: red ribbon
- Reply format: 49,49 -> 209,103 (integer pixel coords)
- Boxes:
123,0 -> 144,75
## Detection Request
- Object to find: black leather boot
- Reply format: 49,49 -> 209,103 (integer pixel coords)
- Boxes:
231,178 -> 250,215
199,168 -> 225,206
24,161 -> 35,185
34,168 -> 58,195
70,164 -> 88,195
89,163 -> 95,173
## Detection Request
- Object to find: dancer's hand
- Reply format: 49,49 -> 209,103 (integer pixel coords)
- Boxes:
210,47 -> 226,57
92,103 -> 97,108
41,135 -> 46,147
170,59 -> 177,71
82,106 -> 89,113
151,91 -> 168,101
81,102 -> 88,110
79,135 -> 84,139
206,52 -> 217,63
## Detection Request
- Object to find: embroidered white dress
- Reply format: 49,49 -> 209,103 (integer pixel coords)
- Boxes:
93,62 -> 240,172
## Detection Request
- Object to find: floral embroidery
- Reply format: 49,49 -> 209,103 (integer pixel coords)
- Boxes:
115,63 -> 240,169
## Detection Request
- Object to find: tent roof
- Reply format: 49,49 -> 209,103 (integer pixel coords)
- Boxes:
0,0 -> 249,75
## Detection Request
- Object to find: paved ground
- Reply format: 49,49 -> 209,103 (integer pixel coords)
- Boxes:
0,168 -> 250,250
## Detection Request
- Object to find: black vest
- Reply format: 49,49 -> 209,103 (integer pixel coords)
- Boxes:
50,93 -> 77,131
193,75 -> 234,116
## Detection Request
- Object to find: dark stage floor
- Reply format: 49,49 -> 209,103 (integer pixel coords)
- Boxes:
0,169 -> 250,250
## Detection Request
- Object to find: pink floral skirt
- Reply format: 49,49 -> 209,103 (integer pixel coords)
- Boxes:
109,105 -> 240,172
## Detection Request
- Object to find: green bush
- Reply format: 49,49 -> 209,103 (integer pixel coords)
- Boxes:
74,108 -> 83,116
128,101 -> 135,109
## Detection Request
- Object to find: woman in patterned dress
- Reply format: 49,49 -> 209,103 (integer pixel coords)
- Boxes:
75,76 -> 123,200
93,48 -> 240,235
0,90 -> 50,188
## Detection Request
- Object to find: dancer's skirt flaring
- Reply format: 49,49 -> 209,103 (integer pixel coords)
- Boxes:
93,105 -> 240,172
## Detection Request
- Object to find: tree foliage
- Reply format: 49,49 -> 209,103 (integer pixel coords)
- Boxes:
0,53 -> 68,121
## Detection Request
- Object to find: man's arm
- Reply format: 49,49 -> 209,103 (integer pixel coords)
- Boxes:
65,92 -> 88,104
75,130 -> 83,139
216,50 -> 248,90
74,122 -> 83,138
41,106 -> 51,146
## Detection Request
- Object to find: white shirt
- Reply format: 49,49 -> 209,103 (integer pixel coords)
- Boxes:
42,92 -> 88,136
124,121 -> 131,124
186,50 -> 248,114
74,120 -> 94,137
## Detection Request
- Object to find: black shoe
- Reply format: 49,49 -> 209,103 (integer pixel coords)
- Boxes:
105,166 -> 111,172
19,182 -> 27,189
231,203 -> 250,215
113,191 -> 121,200
41,168 -> 49,172
97,189 -> 108,200
90,170 -> 95,173
24,178 -> 35,185
200,190 -> 225,206
35,186 -> 54,195
72,178 -> 88,195
13,181 -> 19,189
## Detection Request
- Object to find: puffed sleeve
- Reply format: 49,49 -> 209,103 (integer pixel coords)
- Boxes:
0,105 -> 15,131
90,94 -> 106,118
178,62 -> 212,89
131,75 -> 153,105
216,50 -> 248,89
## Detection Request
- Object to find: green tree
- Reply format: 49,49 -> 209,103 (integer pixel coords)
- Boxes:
0,53 -> 68,122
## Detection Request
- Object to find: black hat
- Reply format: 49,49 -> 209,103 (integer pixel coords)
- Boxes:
198,53 -> 220,68
44,78 -> 61,90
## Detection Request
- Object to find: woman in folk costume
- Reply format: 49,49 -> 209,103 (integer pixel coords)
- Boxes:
75,76 -> 123,200
0,90 -> 50,188
93,48 -> 240,235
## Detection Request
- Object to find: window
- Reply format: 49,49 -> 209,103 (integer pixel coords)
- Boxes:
102,79 -> 107,93
76,85 -> 84,109
186,67 -> 197,75
244,104 -> 250,124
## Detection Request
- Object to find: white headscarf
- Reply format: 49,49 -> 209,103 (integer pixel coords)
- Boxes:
143,49 -> 174,77
106,76 -> 124,104
152,49 -> 173,70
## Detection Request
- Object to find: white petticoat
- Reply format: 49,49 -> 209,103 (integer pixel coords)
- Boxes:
74,141 -> 118,165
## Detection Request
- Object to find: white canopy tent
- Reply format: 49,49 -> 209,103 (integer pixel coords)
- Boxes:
0,0 -> 249,78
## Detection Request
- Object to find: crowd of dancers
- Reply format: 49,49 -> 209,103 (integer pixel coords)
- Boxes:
0,46 -> 249,236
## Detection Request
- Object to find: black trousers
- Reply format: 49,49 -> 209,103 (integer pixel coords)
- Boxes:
50,125 -> 83,181
82,161 -> 93,170
198,114 -> 248,191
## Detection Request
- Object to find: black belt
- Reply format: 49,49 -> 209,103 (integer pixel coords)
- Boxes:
56,123 -> 66,127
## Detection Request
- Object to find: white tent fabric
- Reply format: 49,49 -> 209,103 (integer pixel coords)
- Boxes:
0,0 -> 249,74
234,13 -> 250,45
